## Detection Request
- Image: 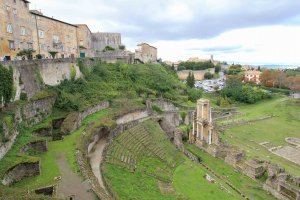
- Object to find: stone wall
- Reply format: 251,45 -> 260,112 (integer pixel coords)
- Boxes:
20,140 -> 48,154
0,96 -> 55,160
61,101 -> 110,135
94,50 -> 134,64
151,99 -> 179,111
92,32 -> 122,51
2,160 -> 41,186
177,68 -> 215,81
22,96 -> 56,126
115,109 -> 149,125
0,58 -> 82,100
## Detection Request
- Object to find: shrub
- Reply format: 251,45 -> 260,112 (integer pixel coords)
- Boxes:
36,54 -> 43,59
204,72 -> 213,79
152,105 -> 163,114
0,65 -> 14,104
187,88 -> 202,102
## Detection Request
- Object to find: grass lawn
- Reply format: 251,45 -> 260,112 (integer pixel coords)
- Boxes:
173,160 -> 241,200
220,96 -> 300,176
185,144 -> 275,200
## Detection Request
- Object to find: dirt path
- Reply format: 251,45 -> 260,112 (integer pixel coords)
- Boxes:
88,138 -> 107,188
56,154 -> 94,200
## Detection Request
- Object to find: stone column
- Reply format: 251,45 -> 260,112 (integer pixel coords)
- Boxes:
208,129 -> 212,145
201,123 -> 204,141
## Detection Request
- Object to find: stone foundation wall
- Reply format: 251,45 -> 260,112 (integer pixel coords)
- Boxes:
22,97 -> 56,126
2,160 -> 41,186
1,58 -> 84,100
115,109 -> 149,125
20,140 -> 48,154
61,101 -> 110,135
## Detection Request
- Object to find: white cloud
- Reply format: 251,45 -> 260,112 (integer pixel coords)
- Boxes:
152,26 -> 300,65
29,0 -> 300,64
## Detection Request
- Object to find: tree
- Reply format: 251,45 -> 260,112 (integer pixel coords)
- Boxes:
17,49 -> 35,60
204,72 -> 213,79
48,51 -> 58,59
180,111 -> 187,124
215,65 -> 221,73
103,46 -> 115,52
186,71 -> 195,88
187,88 -> 202,102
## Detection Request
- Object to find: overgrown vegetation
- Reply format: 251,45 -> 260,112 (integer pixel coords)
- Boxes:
178,61 -> 215,71
0,64 -> 14,105
53,63 -> 189,112
186,71 -> 195,88
221,76 -> 271,104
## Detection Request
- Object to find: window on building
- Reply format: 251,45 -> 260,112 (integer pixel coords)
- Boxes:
53,35 -> 59,43
20,27 -> 26,36
6,5 -> 10,11
38,30 -> 44,38
13,0 -> 16,4
24,2 -> 28,8
8,40 -> 15,50
66,35 -> 71,43
13,8 -> 17,15
79,40 -> 84,46
7,24 -> 13,33
28,43 -> 33,50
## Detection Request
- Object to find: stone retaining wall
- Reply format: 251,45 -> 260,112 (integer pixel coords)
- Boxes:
20,140 -> 48,154
61,101 -> 110,135
2,160 -> 41,186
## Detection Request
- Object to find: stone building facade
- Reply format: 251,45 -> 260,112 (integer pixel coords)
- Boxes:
76,24 -> 94,58
0,0 -> 79,60
92,32 -> 122,51
0,0 -> 34,60
135,43 -> 157,63
30,10 -> 78,59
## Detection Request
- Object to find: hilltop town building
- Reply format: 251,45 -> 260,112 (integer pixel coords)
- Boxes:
0,0 -> 158,63
76,24 -> 94,58
244,70 -> 262,84
135,43 -> 157,63
30,10 -> 78,58
92,32 -> 122,51
0,0 -> 34,60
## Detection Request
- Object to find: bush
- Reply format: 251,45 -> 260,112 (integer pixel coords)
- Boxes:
53,63 -> 187,112
178,61 -> 215,71
221,77 -> 271,104
152,105 -> 163,114
204,72 -> 213,79
0,65 -> 14,104
20,92 -> 28,101
187,88 -> 202,102
36,54 -> 43,59
215,65 -> 221,73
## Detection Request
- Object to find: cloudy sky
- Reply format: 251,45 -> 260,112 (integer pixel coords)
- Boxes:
30,0 -> 300,65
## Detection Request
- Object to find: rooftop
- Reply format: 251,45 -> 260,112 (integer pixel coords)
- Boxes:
30,11 -> 78,27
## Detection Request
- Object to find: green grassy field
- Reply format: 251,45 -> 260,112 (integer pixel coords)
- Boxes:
219,96 -> 300,176
185,144 -> 274,200
173,161 -> 240,200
